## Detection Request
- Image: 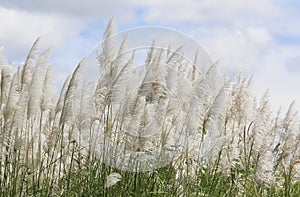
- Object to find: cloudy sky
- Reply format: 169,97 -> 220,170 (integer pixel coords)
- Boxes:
0,0 -> 300,112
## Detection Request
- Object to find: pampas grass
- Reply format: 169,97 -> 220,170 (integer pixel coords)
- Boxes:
1,19 -> 300,196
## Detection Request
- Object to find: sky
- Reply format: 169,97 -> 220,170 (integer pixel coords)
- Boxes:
0,0 -> 300,113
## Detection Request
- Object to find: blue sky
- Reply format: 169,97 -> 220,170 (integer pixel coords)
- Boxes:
0,0 -> 300,112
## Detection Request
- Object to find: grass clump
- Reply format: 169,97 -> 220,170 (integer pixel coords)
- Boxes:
1,19 -> 300,196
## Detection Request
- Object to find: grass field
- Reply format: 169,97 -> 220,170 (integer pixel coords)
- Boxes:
1,20 -> 300,196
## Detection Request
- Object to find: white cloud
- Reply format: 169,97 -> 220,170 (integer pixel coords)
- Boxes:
194,27 -> 272,72
0,0 -> 134,21
0,0 -> 138,63
245,27 -> 273,45
128,0 -> 280,24
0,7 -> 83,60
192,25 -> 300,111
0,6 -> 100,87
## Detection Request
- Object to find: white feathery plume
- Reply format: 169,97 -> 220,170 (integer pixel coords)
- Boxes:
176,77 -> 192,112
127,96 -> 146,125
41,64 -> 57,112
165,66 -> 178,92
28,48 -> 51,117
228,73 -> 256,126
282,101 -> 299,170
252,90 -> 275,184
200,86 -> 227,162
252,91 -> 272,151
55,75 -> 71,115
113,32 -> 129,68
145,40 -> 156,64
94,23 -> 127,113
106,172 -> 122,188
283,101 -> 298,135
154,47 -> 165,64
203,64 -> 226,139
94,54 -> 133,115
192,78 -> 210,108
222,74 -> 256,168
141,50 -> 166,90
190,50 -> 200,81
204,62 -> 223,97
59,59 -> 85,126
94,80 -> 109,114
1,65 -> 16,105
13,90 -> 29,129
4,67 -> 22,118
205,86 -> 226,137
98,17 -> 118,72
186,95 -> 202,136
110,53 -> 134,104
0,47 -> 8,66
21,38 -> 40,90
272,107 -> 283,156
166,46 -> 184,66
75,81 -> 95,130
123,96 -> 147,151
